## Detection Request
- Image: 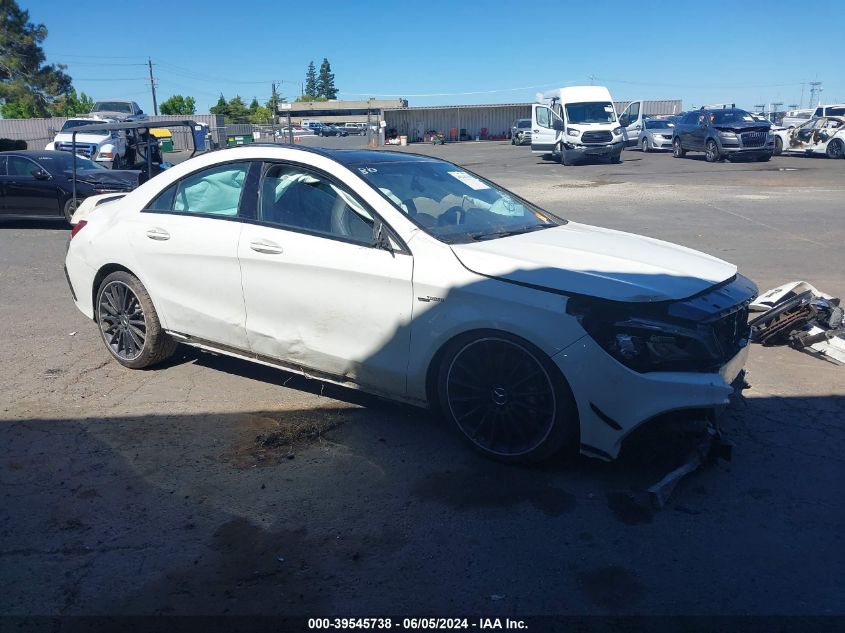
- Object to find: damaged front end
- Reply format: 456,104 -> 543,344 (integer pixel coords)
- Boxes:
566,274 -> 757,375
554,274 -> 757,462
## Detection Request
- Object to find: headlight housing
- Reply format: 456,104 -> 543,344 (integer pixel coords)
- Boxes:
717,130 -> 736,138
612,127 -> 623,136
566,128 -> 580,137
565,291 -> 753,374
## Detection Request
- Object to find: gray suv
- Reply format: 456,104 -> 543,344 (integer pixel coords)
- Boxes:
511,119 -> 532,145
672,108 -> 774,162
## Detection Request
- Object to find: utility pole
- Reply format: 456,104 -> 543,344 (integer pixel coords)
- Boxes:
809,81 -> 823,108
799,82 -> 805,109
271,81 -> 278,142
148,58 -> 158,115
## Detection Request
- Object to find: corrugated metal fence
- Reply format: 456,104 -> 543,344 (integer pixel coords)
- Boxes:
383,104 -> 532,143
0,114 -> 225,151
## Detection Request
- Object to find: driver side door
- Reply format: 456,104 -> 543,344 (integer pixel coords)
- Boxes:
237,162 -> 414,396
3,156 -> 60,217
619,100 -> 642,147
530,104 -> 562,155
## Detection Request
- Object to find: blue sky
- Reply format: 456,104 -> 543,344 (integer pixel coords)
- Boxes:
25,0 -> 843,114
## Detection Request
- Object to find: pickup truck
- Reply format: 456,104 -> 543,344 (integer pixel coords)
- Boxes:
45,117 -> 129,169
90,100 -> 147,121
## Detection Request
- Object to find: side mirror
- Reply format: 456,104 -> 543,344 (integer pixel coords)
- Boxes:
619,115 -> 629,127
32,169 -> 50,180
552,118 -> 564,131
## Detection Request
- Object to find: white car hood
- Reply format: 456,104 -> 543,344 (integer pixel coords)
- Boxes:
450,222 -> 737,302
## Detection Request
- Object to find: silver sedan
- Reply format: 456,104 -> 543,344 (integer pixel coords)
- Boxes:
639,118 -> 676,152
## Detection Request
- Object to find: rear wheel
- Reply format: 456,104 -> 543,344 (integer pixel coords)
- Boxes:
436,333 -> 579,463
672,138 -> 686,158
63,197 -> 79,224
705,139 -> 721,162
641,137 -> 649,153
96,271 -> 177,369
826,138 -> 844,159
774,136 -> 783,156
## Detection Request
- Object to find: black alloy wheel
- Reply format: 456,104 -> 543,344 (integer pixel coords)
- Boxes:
438,334 -> 578,462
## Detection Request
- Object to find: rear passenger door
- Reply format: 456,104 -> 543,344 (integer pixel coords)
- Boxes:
127,160 -> 257,349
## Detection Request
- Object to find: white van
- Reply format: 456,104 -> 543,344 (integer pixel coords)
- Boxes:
300,120 -> 322,133
530,86 -> 624,165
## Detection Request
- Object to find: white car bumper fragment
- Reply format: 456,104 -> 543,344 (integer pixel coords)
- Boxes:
553,336 -> 747,460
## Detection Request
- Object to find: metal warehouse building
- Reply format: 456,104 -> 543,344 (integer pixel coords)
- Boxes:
382,99 -> 682,143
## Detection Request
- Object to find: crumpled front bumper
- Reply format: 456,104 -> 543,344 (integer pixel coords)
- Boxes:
563,141 -> 624,160
552,335 -> 749,460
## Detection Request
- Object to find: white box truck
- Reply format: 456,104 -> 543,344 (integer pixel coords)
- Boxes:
530,86 -> 625,165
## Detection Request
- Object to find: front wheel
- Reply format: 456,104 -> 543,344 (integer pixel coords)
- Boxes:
672,138 -> 686,158
705,139 -> 721,162
826,138 -> 844,159
96,271 -> 177,369
558,144 -> 573,166
641,137 -> 649,153
756,153 -> 772,162
436,333 -> 579,463
774,136 -> 783,156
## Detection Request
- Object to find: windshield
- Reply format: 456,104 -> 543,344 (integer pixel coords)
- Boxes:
564,101 -> 616,124
645,119 -> 674,129
516,120 -> 531,129
34,153 -> 106,172
352,159 -> 564,244
93,102 -> 132,113
60,120 -> 100,131
710,110 -> 754,124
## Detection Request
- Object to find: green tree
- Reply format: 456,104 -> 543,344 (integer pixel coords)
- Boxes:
210,94 -> 228,118
294,94 -> 327,103
317,58 -> 337,100
304,61 -> 317,99
159,94 -> 196,115
225,95 -> 250,124
49,89 -> 94,116
0,0 -> 73,117
248,105 -> 272,125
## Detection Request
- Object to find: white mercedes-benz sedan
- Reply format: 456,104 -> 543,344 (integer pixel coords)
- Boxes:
65,145 -> 756,463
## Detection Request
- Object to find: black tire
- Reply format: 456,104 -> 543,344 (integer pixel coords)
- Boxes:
95,271 -> 177,369
515,132 -> 524,145
774,136 -> 783,156
826,138 -> 844,159
756,153 -> 772,162
436,332 -> 579,464
672,138 -> 686,158
558,144 -> 573,166
611,152 -> 623,164
63,197 -> 80,224
705,139 -> 721,162
641,137 -> 649,153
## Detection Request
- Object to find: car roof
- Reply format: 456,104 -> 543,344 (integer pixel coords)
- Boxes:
247,145 -> 443,166
0,150 -> 74,158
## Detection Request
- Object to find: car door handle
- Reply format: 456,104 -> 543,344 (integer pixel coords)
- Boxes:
249,239 -> 283,255
145,227 -> 170,241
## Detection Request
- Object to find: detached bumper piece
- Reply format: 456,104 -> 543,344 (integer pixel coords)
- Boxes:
647,422 -> 732,509
749,281 -> 845,364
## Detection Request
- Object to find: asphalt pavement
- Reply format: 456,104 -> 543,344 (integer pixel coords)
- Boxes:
1,140 -> 843,617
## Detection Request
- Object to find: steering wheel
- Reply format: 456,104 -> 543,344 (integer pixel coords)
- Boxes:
438,205 -> 466,226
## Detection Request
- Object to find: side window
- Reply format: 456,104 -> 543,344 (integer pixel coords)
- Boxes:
628,102 -> 640,122
259,164 -> 375,245
148,183 -> 177,211
8,156 -> 37,177
0,157 -> 6,176
536,106 -> 551,129
170,162 -> 250,217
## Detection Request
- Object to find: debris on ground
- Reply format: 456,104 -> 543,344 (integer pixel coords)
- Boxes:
749,281 -> 845,364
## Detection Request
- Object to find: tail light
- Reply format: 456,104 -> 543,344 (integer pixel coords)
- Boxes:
70,220 -> 87,239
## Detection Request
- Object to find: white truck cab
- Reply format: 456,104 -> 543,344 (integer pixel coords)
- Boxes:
531,86 -> 624,165
45,117 -> 129,169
